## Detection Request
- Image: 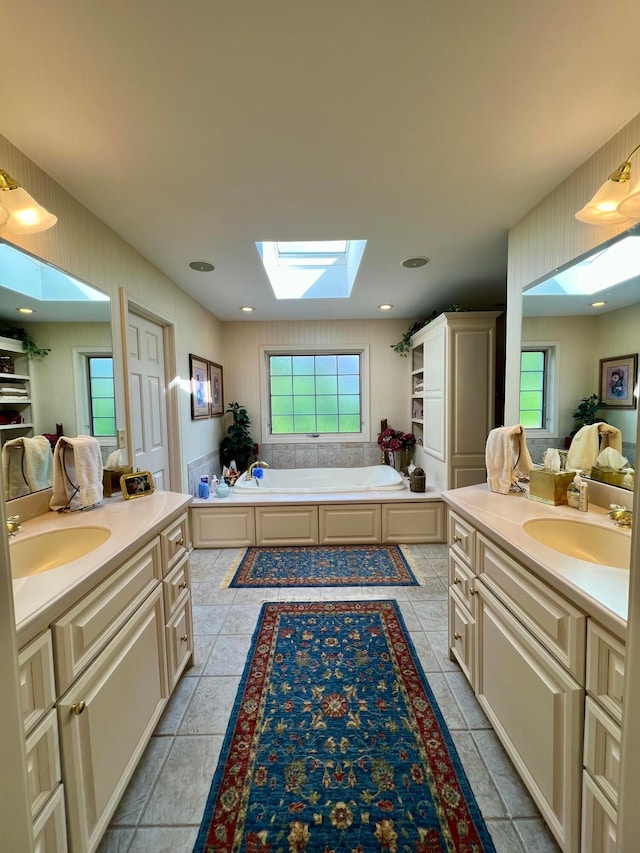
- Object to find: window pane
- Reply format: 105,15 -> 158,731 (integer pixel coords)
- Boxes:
339,414 -> 360,432
293,376 -> 315,395
92,398 -> 115,417
316,375 -> 337,395
88,356 -> 115,438
270,356 -> 291,376
520,372 -> 543,392
271,396 -> 293,415
271,376 -> 293,396
338,395 -> 360,414
337,354 -> 359,374
316,355 -> 336,375
91,378 -> 114,397
90,358 -> 113,378
521,351 -> 544,371
272,415 -> 294,433
294,415 -> 316,433
293,396 -> 316,414
316,395 -> 338,414
520,411 -> 541,429
93,418 -> 116,436
520,391 -> 543,410
338,375 -> 359,395
292,355 -> 314,375
317,414 -> 339,432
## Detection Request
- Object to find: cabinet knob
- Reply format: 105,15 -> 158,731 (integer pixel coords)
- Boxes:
176,538 -> 185,546
71,701 -> 86,715
179,580 -> 188,589
470,587 -> 478,595
453,576 -> 461,585
180,635 -> 189,643
453,535 -> 462,543
453,632 -> 462,641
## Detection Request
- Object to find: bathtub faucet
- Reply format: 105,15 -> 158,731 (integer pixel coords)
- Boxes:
247,460 -> 269,484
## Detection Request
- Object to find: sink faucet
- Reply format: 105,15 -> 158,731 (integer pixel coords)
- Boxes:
247,460 -> 269,483
6,515 -> 21,537
607,504 -> 633,528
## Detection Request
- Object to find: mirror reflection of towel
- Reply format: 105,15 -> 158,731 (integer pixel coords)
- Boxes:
2,435 -> 53,499
50,436 -> 103,511
566,424 -> 622,472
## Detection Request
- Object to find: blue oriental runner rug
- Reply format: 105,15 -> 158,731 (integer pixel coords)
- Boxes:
194,600 -> 496,853
225,545 -> 419,588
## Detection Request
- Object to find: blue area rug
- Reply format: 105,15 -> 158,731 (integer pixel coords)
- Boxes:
226,544 -> 419,588
194,600 -> 496,852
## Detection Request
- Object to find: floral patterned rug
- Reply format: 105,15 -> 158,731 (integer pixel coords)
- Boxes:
225,545 -> 419,588
193,601 -> 496,853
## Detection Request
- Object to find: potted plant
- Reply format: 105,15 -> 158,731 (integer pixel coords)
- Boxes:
220,401 -> 256,473
0,324 -> 51,359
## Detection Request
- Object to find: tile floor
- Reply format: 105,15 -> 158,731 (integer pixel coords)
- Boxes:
98,544 -> 561,853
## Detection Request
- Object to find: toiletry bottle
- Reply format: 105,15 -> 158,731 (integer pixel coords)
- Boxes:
198,476 -> 210,499
579,479 -> 589,512
567,475 -> 581,509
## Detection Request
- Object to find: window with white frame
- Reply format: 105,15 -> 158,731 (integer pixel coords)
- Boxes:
72,347 -> 116,442
520,346 -> 556,432
260,345 -> 369,442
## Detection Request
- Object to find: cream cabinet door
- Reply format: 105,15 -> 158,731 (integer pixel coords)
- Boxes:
57,586 -> 167,853
476,583 -> 583,853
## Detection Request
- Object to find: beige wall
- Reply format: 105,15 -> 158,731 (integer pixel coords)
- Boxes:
0,133 -> 225,488
221,318 -> 412,444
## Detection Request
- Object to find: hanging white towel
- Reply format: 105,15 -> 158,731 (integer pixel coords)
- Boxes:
485,425 -> 533,495
566,423 -> 623,472
2,438 -> 30,499
50,435 -> 103,511
23,436 -> 53,492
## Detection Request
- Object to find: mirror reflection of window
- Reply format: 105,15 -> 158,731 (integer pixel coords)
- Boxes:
87,356 -> 115,437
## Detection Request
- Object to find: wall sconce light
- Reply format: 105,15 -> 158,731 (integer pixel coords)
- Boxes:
575,144 -> 640,225
0,170 -> 57,234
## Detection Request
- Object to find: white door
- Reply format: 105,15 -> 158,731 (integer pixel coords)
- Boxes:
127,312 -> 169,489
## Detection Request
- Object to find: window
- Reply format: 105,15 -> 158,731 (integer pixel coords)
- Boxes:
87,356 -> 115,437
261,345 -> 369,442
520,348 -> 557,431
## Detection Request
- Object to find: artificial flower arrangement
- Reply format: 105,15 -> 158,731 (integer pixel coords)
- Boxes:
377,428 -> 416,451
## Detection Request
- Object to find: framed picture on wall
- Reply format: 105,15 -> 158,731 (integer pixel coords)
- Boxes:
189,354 -> 211,419
209,361 -> 224,417
599,353 -> 638,409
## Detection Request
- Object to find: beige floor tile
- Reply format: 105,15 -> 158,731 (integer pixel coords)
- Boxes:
484,819 -> 526,853
203,633 -> 252,676
472,729 -> 540,818
129,827 -> 199,852
450,731 -> 508,819
97,828 -> 135,852
178,675 -> 242,734
111,737 -> 171,825
514,817 -> 562,851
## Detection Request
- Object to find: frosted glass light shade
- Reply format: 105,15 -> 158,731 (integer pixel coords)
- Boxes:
0,202 -> 9,226
575,178 -> 632,224
0,187 -> 57,234
617,171 -> 640,219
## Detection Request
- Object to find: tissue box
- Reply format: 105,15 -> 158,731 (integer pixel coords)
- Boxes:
590,467 -> 628,488
103,465 -> 133,496
527,469 -> 575,505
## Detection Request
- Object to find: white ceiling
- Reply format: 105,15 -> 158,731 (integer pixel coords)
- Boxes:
3,1 -> 640,322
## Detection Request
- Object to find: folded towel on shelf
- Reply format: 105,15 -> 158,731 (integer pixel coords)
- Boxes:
50,435 -> 103,511
485,425 -> 534,495
0,386 -> 28,395
566,423 -> 623,472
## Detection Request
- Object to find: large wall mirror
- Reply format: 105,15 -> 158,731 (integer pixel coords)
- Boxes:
0,240 -> 114,500
521,222 -> 639,489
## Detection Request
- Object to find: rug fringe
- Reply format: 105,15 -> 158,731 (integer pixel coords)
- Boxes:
220,549 -> 247,588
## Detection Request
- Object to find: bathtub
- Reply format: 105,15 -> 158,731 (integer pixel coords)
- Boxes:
233,464 -> 406,493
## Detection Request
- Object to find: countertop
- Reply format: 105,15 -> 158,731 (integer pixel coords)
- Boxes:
441,484 -> 631,641
11,490 -> 192,647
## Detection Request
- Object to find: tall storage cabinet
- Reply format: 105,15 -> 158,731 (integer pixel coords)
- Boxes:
0,336 -> 33,448
410,312 -> 499,491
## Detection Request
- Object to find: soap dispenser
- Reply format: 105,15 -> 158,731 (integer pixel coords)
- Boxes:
567,475 -> 583,509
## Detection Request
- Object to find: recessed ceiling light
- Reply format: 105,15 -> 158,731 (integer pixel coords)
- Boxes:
378,304 -> 394,311
591,300 -> 607,307
240,306 -> 255,312
401,256 -> 429,269
17,307 -> 34,314
189,260 -> 215,272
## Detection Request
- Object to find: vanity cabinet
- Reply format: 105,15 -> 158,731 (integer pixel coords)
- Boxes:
581,622 -> 625,852
409,312 -> 499,491
447,510 -> 587,853
17,507 -> 193,853
18,631 -> 67,852
0,336 -> 33,448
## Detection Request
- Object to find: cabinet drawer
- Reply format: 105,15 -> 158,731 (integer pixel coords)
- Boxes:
319,504 -> 381,544
53,537 -> 162,693
25,709 -> 61,820
166,592 -> 194,691
449,550 -> 478,615
190,505 -> 255,548
161,512 -> 189,575
32,783 -> 67,853
582,771 -> 617,853
163,553 -> 190,618
584,696 -> 621,809
382,501 -> 445,544
256,505 -> 318,546
587,622 -> 625,726
447,510 -> 475,566
19,631 -> 56,734
477,533 -> 586,681
448,593 -> 475,688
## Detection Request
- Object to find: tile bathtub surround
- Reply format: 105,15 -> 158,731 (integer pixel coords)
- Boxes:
98,544 -> 561,853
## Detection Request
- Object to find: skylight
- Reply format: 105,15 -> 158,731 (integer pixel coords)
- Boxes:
0,243 -> 109,302
256,240 -> 366,299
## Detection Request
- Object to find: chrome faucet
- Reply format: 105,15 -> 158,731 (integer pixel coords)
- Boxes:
6,515 -> 21,537
607,504 -> 633,528
247,460 -> 269,483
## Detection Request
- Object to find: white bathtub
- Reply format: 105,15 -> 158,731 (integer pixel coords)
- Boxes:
233,464 -> 406,493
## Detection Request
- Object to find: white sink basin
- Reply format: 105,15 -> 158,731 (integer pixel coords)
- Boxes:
523,518 -> 630,569
10,527 -> 111,578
